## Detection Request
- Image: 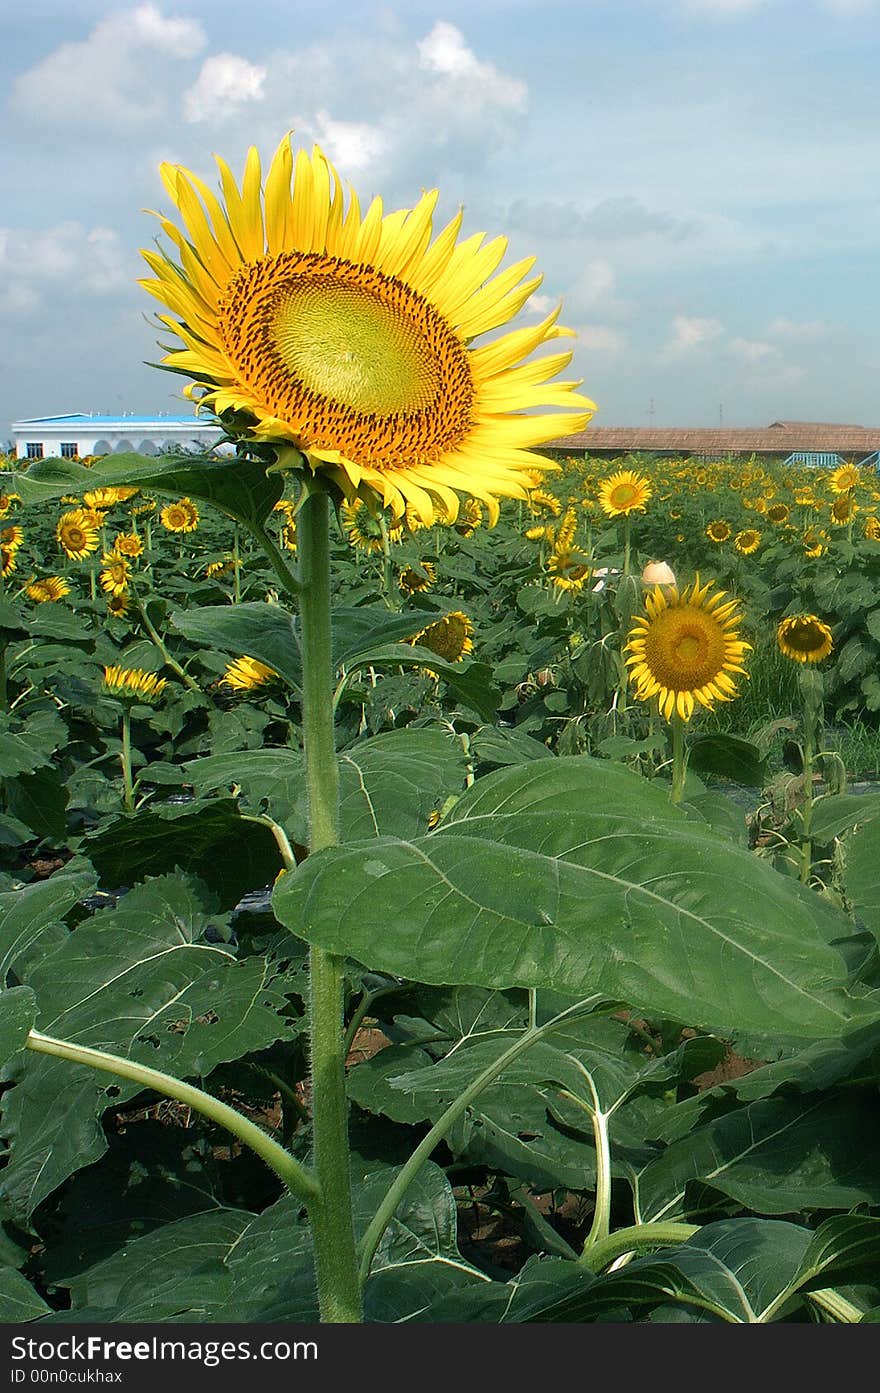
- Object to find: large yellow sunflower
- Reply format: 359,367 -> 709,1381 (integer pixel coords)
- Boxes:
625,575 -> 751,722
776,615 -> 833,664
139,135 -> 595,525
598,470 -> 652,518
56,509 -> 101,560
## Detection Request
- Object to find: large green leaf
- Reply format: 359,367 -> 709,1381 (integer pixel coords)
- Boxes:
0,1267 -> 52,1322
187,728 -> 468,845
636,1093 -> 880,1221
274,757 -> 872,1039
0,871 -> 96,982
2,451 -> 282,527
0,986 -> 36,1066
843,815 -> 880,941
84,799 -> 281,906
0,875 -> 293,1221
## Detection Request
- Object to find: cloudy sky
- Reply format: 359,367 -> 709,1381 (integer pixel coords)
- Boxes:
2,0 -> 879,442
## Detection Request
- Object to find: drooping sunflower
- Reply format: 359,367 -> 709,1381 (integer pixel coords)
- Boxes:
766,503 -> 791,526
546,547 -> 591,593
139,135 -> 595,525
221,655 -> 278,691
598,470 -> 652,518
399,562 -> 437,594
625,575 -> 751,722
26,576 -> 71,603
1,525 -> 23,550
280,521 -> 298,552
705,520 -> 731,544
159,498 -> 200,533
113,532 -> 144,558
454,498 -> 483,537
527,488 -> 563,518
829,495 -> 857,525
56,509 -> 101,560
409,611 -> 474,663
1,544 -> 17,577
99,553 -> 131,598
205,557 -> 235,578
776,615 -> 833,665
829,463 -> 861,493
734,528 -> 761,556
864,515 -> 880,542
340,499 -> 402,552
102,665 -> 167,703
107,593 -> 131,618
802,526 -> 829,558
130,498 -> 157,517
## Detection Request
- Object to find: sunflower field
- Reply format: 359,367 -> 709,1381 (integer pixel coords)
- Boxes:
2,135 -> 880,1330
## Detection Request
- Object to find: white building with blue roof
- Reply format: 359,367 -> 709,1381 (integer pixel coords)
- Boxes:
11,413 -> 227,461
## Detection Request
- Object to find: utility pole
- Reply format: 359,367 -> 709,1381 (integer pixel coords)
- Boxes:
719,403 -> 724,427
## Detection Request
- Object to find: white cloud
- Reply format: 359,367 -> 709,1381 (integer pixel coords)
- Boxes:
417,21 -> 527,110
575,325 -> 628,357
729,336 -> 779,362
766,316 -> 828,340
294,111 -> 388,172
675,0 -> 767,13
184,54 -> 266,124
666,314 -> 725,350
11,4 -> 206,129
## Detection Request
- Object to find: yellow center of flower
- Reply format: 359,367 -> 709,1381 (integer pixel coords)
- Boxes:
218,251 -> 475,469
609,483 -> 638,508
642,608 -> 727,689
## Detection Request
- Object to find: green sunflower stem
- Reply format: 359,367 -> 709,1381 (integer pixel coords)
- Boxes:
232,521 -> 242,603
244,520 -> 302,601
622,515 -> 632,579
799,667 -> 823,885
298,485 -> 363,1324
120,708 -> 135,814
670,713 -> 687,805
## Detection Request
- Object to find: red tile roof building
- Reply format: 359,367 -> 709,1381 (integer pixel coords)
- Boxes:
544,420 -> 880,462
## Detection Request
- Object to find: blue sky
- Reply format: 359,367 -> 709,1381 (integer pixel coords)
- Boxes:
2,0 -> 879,441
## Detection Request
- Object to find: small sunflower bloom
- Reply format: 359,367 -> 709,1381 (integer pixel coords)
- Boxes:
767,503 -> 791,526
113,532 -> 145,558
734,529 -> 761,556
705,520 -> 731,544
1,544 -> 18,577
102,665 -> 167,703
26,576 -> 71,603
409,611 -> 474,663
221,656 -> 278,691
829,495 -> 857,525
829,463 -> 861,493
625,575 -> 751,722
159,498 -> 200,533
598,470 -> 652,518
56,509 -> 101,560
107,593 -> 131,618
776,615 -> 833,665
399,562 -> 437,594
341,499 -> 402,552
99,553 -> 131,597
864,515 -> 880,542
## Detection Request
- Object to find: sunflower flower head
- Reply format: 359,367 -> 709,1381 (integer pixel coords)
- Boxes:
864,515 -> 880,542
113,532 -> 145,558
102,665 -> 167,703
56,509 -> 100,560
221,655 -> 278,691
625,575 -> 751,722
26,576 -> 71,603
159,498 -> 200,533
830,495 -> 857,525
99,553 -> 131,597
829,463 -> 861,493
546,546 -> 591,593
706,520 -> 731,543
340,499 -> 402,552
767,503 -> 790,526
138,134 -> 595,526
409,611 -> 474,663
776,615 -> 834,665
598,469 -> 652,518
734,528 -> 761,556
1,544 -> 18,577
399,562 -> 437,594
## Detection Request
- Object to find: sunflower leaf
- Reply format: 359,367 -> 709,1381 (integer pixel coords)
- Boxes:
1,451 -> 282,527
273,756 -> 875,1040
